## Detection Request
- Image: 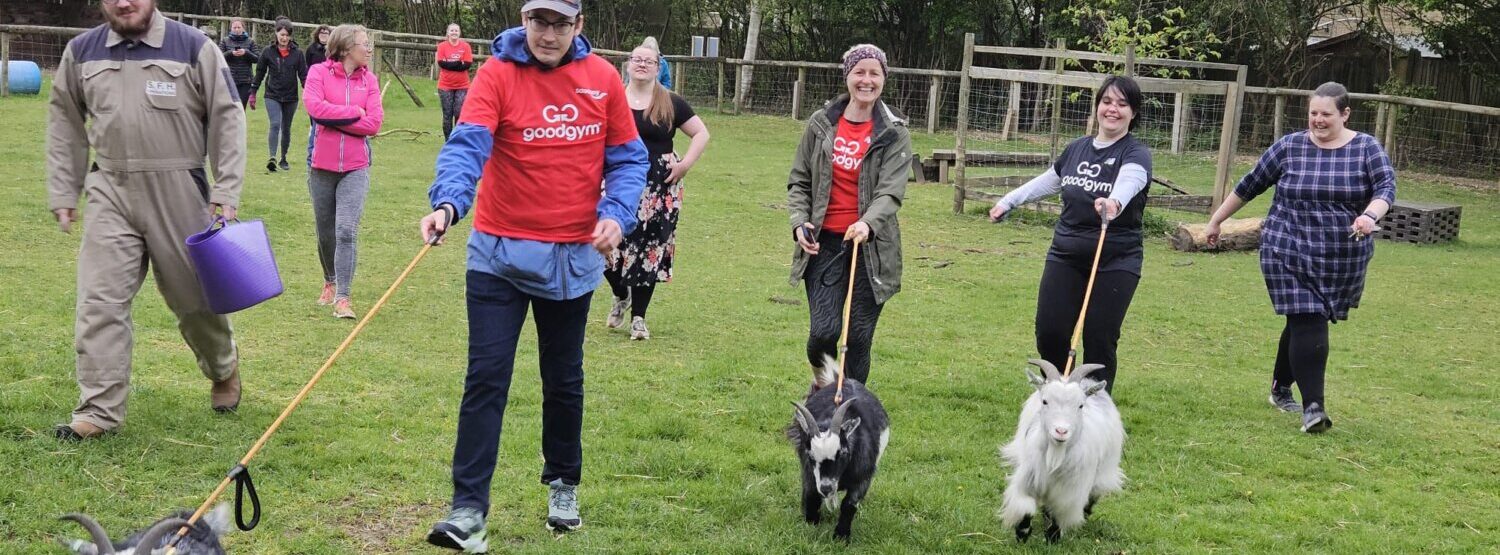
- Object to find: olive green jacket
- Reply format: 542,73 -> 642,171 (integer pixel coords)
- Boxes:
786,95 -> 911,304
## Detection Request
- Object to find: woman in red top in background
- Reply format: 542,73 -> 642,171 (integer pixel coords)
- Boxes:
786,44 -> 912,385
436,22 -> 474,140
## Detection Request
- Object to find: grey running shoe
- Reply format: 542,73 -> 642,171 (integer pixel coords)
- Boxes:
629,317 -> 650,341
606,296 -> 629,329
427,506 -> 488,553
1301,402 -> 1333,433
1269,385 -> 1301,413
546,479 -> 582,532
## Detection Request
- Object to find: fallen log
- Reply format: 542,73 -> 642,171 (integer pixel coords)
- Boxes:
1171,217 -> 1263,252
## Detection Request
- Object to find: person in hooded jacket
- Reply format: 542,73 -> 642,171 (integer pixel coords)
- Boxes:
417,0 -> 649,549
303,24 -> 383,319
250,17 -> 308,173
787,43 -> 911,386
219,18 -> 259,109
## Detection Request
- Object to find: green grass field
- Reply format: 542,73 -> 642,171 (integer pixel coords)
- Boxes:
1,77 -> 1497,554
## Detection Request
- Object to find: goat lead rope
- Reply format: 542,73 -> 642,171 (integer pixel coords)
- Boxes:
1063,221 -> 1109,379
834,238 -> 862,404
165,235 -> 443,554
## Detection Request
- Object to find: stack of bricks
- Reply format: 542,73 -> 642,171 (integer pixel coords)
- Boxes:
1375,200 -> 1462,244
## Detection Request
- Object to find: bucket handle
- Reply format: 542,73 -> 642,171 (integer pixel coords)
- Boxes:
198,215 -> 243,235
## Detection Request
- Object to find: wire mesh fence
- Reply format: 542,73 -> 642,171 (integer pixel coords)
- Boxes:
6,33 -> 69,71
1239,91 -> 1500,179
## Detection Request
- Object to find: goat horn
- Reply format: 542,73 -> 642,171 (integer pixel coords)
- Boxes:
1070,363 -> 1106,383
791,401 -> 818,435
829,397 -> 857,432
133,517 -> 191,555
59,514 -> 115,555
1027,359 -> 1062,382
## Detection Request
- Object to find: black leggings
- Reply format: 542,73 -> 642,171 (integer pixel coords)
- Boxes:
603,270 -> 655,319
1271,313 -> 1330,407
805,230 -> 884,384
1034,260 -> 1140,393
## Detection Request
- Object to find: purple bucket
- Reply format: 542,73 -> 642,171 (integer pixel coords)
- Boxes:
185,217 -> 284,314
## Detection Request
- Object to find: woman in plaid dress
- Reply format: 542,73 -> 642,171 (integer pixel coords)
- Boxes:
1206,82 -> 1397,433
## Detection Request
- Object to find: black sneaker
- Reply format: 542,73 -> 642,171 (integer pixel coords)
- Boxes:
1301,402 -> 1333,433
427,507 -> 487,552
266,158 -> 277,173
1269,385 -> 1301,413
279,159 -> 290,171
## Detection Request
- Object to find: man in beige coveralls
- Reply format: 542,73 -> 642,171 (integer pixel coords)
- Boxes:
48,0 -> 247,440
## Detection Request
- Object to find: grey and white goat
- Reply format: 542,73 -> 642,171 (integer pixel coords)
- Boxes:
1000,359 -> 1125,543
787,356 -> 891,541
58,503 -> 231,555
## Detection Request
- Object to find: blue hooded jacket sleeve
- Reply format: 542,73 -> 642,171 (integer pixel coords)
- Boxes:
658,58 -> 672,89
428,123 -> 494,221
599,139 -> 649,234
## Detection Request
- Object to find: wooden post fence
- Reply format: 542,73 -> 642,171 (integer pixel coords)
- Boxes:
1,32 -> 10,98
1002,81 -> 1021,141
953,32 -> 975,214
1272,94 -> 1286,139
716,59 -> 725,113
1049,38 -> 1065,161
791,66 -> 805,119
926,75 -> 940,134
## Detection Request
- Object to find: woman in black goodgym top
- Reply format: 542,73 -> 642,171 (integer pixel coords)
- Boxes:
988,75 -> 1151,394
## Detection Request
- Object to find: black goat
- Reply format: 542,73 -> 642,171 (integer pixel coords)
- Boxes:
58,503 -> 230,555
787,357 -> 891,541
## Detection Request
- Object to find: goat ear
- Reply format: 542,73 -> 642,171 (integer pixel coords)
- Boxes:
56,537 -> 98,555
1025,369 -> 1045,388
839,416 -> 862,436
1085,380 -> 1107,397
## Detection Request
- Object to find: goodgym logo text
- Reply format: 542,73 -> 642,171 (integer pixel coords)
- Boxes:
524,104 -> 602,142
831,137 -> 868,171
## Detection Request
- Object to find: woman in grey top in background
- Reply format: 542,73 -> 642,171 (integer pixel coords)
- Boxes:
989,75 -> 1152,394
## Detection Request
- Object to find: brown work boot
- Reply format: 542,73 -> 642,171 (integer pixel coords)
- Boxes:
54,421 -> 109,441
211,368 -> 241,413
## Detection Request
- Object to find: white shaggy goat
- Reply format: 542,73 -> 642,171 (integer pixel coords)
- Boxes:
58,503 -> 232,555
999,359 -> 1125,543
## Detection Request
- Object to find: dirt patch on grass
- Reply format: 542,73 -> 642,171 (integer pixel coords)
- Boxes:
335,497 -> 444,553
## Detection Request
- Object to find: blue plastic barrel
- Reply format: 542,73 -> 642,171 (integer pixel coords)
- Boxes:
5,60 -> 42,95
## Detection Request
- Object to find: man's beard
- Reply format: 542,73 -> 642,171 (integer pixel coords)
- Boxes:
104,4 -> 153,37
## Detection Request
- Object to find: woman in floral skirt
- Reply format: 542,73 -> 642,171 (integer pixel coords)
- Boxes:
604,37 -> 711,340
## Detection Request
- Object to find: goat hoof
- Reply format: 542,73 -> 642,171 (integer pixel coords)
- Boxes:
833,528 -> 851,542
1084,499 -> 1097,518
805,513 -> 821,525
1014,515 -> 1032,542
1045,522 -> 1062,543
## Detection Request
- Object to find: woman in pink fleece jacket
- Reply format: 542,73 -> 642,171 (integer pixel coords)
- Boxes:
303,24 -> 383,319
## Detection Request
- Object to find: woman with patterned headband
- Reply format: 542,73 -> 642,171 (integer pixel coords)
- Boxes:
786,44 -> 912,385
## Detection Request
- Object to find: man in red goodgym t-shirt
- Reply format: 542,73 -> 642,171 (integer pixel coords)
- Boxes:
418,0 -> 649,551
435,22 -> 473,140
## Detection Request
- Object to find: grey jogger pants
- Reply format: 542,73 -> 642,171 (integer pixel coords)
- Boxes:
307,167 -> 370,299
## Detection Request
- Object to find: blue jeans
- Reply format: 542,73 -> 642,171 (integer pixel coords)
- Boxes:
451,270 -> 591,515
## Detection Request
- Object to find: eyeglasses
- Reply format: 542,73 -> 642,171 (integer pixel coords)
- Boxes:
629,56 -> 658,66
527,17 -> 576,36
